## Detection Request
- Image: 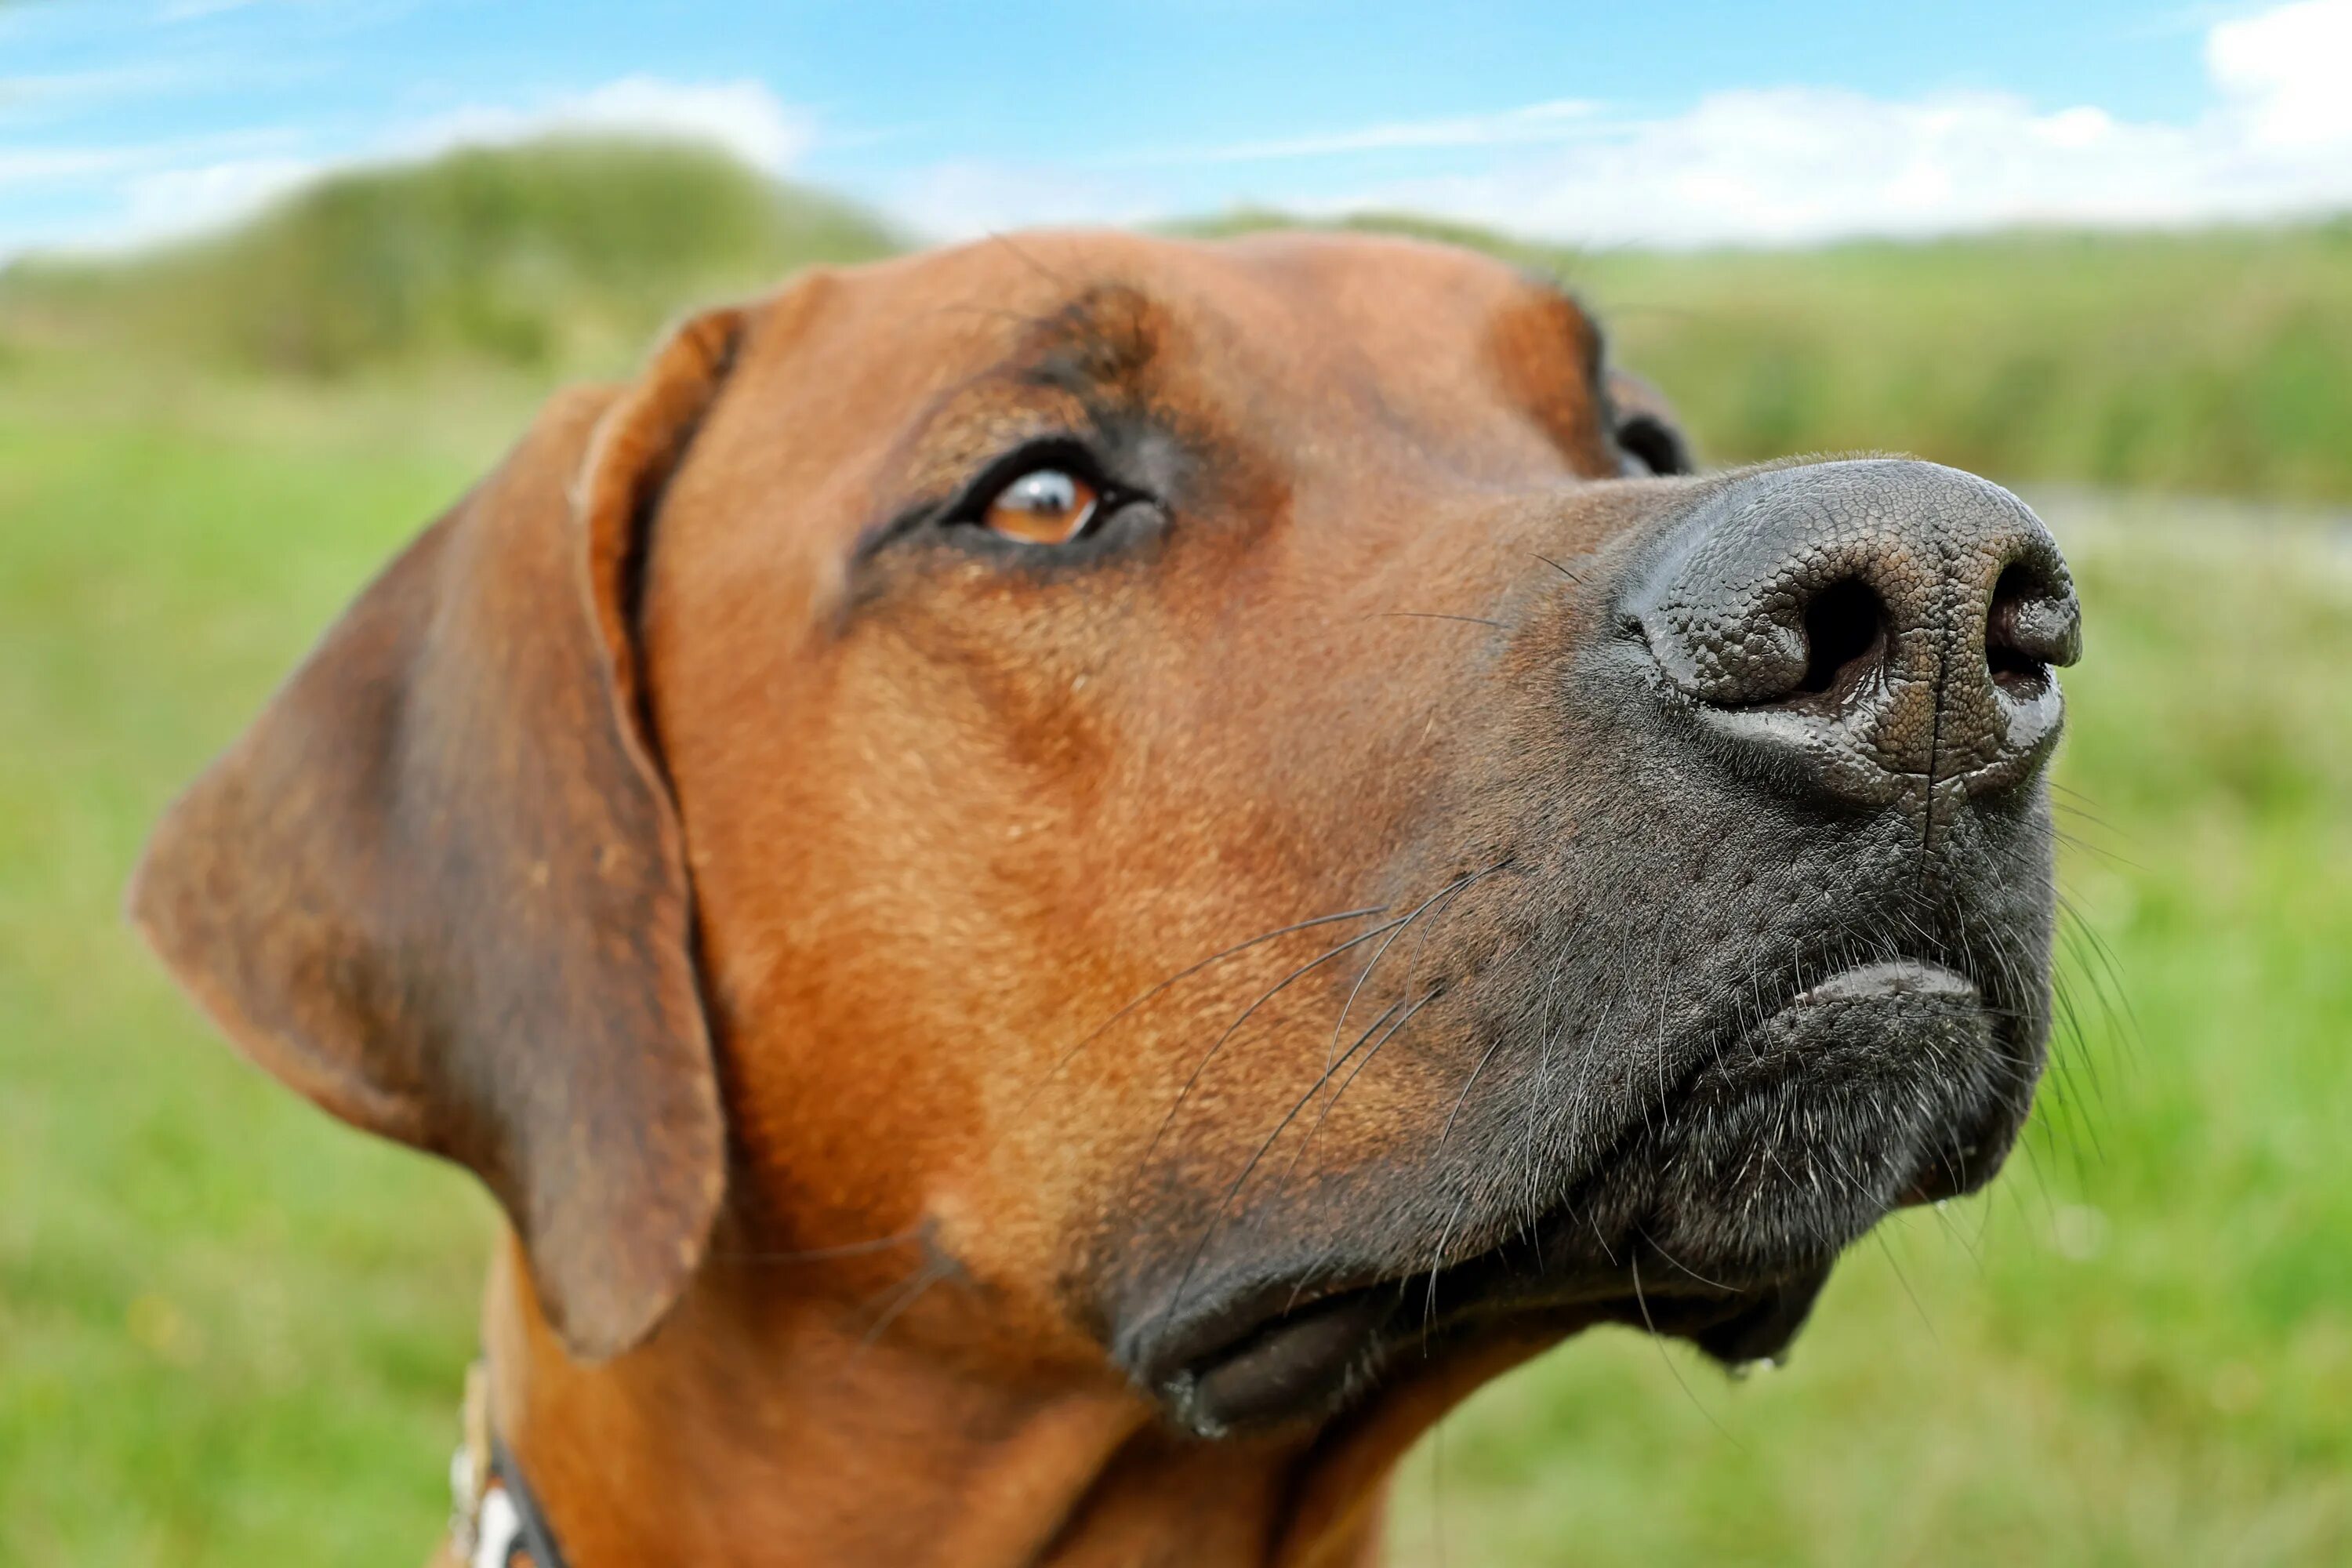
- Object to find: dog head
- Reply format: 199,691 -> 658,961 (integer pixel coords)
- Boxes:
133,231 -> 2077,1444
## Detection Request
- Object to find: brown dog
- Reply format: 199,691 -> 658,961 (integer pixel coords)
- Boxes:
131,230 -> 2080,1566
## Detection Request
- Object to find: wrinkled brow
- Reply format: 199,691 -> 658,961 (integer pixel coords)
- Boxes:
1001,283 -> 1167,402
863,285 -> 1174,522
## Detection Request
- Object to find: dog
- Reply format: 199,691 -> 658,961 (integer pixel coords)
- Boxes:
131,228 -> 2080,1566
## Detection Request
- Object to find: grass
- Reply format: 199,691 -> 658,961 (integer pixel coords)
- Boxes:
0,351 -> 508,1565
1573,226 -> 2352,505
1190,212 -> 2352,505
3,140 -> 2349,1563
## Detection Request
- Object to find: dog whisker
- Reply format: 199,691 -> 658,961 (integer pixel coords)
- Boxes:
710,1225 -> 927,1267
854,1254 -> 959,1352
1327,859 -> 1512,1073
1025,902 -> 1392,1112
1530,550 -> 1590,586
1368,611 -> 1506,629
1163,984 -> 1449,1335
1628,1256 -> 1741,1447
1135,916 -> 1410,1184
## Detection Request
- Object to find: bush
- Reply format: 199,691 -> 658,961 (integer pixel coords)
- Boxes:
0,137 -> 898,377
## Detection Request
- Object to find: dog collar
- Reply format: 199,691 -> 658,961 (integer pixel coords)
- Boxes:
448,1362 -> 569,1568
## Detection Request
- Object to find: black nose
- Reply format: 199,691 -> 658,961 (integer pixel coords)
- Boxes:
1624,459 -> 2080,812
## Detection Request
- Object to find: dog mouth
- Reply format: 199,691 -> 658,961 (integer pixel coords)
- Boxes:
1149,1258 -> 1839,1439
1137,958 -> 2019,1437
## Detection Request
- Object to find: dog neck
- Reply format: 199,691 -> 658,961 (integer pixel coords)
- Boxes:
474,1233 -> 1534,1567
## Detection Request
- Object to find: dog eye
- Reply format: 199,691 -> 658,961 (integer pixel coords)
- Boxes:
979,467 -> 1099,545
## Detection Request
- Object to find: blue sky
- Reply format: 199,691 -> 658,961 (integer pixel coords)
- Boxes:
4,0 -> 2350,257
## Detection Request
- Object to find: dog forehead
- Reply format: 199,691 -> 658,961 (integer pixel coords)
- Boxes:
808,225 -> 1553,344
738,229 -> 1579,422
686,229 -> 1595,510
646,228 -> 1610,628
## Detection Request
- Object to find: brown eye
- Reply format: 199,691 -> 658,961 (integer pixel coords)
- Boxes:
981,467 -> 1098,545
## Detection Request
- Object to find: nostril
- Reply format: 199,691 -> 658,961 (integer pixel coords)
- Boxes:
1985,562 -> 2067,696
1795,578 -> 1885,699
1986,643 -> 2044,695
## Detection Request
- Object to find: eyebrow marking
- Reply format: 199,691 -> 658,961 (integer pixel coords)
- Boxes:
1005,284 -> 1166,401
848,285 -> 1178,563
1487,278 -> 1621,477
1517,273 -> 1610,390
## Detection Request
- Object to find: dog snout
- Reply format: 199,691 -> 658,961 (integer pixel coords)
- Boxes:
1623,458 -> 2081,810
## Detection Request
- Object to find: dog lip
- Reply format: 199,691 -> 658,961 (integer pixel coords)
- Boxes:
1145,956 -> 2015,1435
1140,1203 -> 1806,1436
1137,1264 -> 1403,1392
1683,1260 -> 1834,1367
1151,1251 -> 1825,1436
1155,1286 -> 1395,1436
1661,948 -> 2013,1237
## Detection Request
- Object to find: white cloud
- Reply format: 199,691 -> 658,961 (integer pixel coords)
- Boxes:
898,0 -> 2352,245
884,159 -> 1170,241
114,155 -> 321,243
13,2 -> 2352,259
1283,0 -> 2352,245
154,0 -> 357,20
1323,88 -> 2213,245
405,77 -> 810,174
0,64 -> 193,118
0,145 -> 166,185
0,127 -> 299,193
2207,0 -> 2352,149
2,77 -> 811,257
159,0 -> 277,18
1100,99 -> 1602,166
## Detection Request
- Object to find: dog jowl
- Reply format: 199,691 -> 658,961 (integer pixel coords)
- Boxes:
132,230 -> 2079,1566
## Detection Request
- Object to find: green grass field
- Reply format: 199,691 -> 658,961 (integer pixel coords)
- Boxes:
4,141 -> 2350,1565
1190,212 -> 2352,505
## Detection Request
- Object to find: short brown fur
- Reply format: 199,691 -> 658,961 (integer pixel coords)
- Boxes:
135,229 -> 2062,1566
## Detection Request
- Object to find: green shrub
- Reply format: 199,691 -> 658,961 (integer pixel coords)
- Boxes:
0,136 -> 898,378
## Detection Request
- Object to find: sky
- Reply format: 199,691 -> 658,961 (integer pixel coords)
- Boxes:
3,0 -> 2351,260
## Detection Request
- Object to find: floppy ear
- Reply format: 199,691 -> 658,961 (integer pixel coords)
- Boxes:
129,307 -> 746,1360
1607,368 -> 1697,476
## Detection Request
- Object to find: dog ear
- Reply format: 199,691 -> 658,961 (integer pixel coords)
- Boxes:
1607,368 -> 1697,476
129,307 -> 746,1361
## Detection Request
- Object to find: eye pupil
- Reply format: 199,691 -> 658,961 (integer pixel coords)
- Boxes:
1007,470 -> 1076,512
982,466 -> 1099,544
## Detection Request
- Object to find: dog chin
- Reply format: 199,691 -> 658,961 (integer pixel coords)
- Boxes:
1606,958 -> 2022,1269
1138,959 -> 2025,1438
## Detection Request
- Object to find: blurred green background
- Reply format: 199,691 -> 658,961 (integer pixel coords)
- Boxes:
3,139 -> 2347,1566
